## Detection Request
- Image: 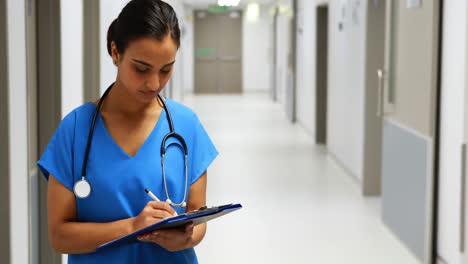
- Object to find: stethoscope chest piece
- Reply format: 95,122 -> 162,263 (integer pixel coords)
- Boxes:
74,177 -> 91,199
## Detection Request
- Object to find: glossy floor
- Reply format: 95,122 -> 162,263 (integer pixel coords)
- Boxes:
184,93 -> 420,264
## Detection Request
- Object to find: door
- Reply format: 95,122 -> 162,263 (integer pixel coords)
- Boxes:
316,5 -> 328,145
217,11 -> 242,93
0,0 -> 10,263
194,11 -> 217,94
380,1 -> 440,264
362,0 -> 385,196
194,10 -> 242,94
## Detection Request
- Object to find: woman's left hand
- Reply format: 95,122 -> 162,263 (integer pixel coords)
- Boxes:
137,223 -> 195,252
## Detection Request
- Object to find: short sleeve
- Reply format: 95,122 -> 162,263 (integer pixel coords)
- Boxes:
190,114 -> 218,184
37,112 -> 76,191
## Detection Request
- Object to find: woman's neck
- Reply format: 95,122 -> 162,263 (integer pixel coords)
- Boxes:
101,80 -> 160,116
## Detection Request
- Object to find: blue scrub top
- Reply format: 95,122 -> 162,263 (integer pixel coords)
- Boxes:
38,98 -> 218,264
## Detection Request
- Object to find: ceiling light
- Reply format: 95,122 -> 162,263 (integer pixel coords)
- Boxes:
246,3 -> 260,22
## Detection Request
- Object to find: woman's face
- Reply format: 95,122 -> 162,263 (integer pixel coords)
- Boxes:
112,35 -> 177,104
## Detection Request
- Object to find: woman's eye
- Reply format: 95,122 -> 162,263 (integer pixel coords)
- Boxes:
160,69 -> 171,74
135,67 -> 148,73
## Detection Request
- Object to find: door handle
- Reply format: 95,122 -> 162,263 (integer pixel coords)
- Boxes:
377,69 -> 385,117
461,143 -> 467,253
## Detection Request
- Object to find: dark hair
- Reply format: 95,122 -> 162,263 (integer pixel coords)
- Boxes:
106,0 -> 181,56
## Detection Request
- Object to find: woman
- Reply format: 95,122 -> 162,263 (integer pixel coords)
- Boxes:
37,0 -> 218,263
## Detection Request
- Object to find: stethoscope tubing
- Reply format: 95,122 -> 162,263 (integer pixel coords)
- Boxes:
76,83 -> 189,207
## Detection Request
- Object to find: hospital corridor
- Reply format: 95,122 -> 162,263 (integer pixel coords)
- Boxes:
2,0 -> 468,264
186,94 -> 419,264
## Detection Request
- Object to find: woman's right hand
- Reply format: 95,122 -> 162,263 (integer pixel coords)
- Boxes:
131,201 -> 177,232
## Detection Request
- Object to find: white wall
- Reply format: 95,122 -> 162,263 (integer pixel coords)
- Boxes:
60,2 -> 86,262
295,0 -> 369,181
164,0 -> 188,102
274,2 -> 293,106
325,0 -> 367,180
182,5 -> 195,94
276,12 -> 287,104
6,0 -> 29,263
61,0 -> 84,116
99,0 -> 128,95
243,4 -> 273,92
437,1 -> 467,264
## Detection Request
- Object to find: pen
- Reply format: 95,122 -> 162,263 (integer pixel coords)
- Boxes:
145,188 -> 178,216
145,188 -> 160,202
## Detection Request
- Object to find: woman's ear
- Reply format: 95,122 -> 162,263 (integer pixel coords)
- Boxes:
111,41 -> 120,66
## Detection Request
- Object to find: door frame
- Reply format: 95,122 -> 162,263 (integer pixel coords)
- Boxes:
83,0 -> 101,101
433,0 -> 445,263
37,0 -> 63,263
315,4 -> 328,145
0,0 -> 11,262
26,0 -> 40,262
290,0 -> 297,122
380,1 -> 443,263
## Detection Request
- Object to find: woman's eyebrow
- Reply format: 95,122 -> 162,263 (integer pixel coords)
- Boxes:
132,59 -> 176,68
163,61 -> 176,68
132,59 -> 153,68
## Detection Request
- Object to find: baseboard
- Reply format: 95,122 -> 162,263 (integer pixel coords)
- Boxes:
436,256 -> 448,264
327,151 -> 362,188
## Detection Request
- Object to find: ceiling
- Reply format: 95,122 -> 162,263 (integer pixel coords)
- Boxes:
182,0 -> 276,8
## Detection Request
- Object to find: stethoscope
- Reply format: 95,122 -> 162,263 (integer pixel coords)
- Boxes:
73,83 -> 189,207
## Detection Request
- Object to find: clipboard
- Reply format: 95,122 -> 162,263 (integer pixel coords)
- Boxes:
96,203 -> 242,252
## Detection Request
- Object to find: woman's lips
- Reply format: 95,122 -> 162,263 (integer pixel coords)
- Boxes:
141,90 -> 157,97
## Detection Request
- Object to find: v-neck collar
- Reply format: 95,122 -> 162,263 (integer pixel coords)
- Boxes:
89,102 -> 166,159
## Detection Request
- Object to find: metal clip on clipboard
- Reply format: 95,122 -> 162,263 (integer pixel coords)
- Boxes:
183,204 -> 233,216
